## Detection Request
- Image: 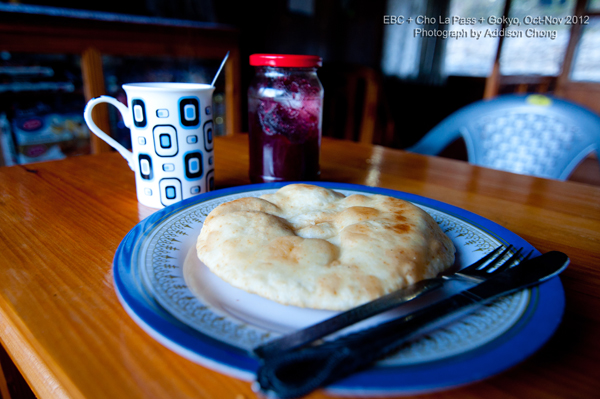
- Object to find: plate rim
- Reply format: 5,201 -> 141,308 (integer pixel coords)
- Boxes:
113,182 -> 565,395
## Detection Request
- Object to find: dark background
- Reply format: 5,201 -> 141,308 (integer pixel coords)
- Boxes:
6,0 -> 487,151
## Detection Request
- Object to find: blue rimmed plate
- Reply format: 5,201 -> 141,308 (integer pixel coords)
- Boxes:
113,182 -> 565,396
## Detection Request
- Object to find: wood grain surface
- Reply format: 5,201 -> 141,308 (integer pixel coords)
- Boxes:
0,134 -> 599,399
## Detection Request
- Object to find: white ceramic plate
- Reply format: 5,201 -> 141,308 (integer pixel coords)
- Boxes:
114,182 -> 565,396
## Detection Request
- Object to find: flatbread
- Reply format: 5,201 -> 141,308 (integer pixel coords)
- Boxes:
195,184 -> 455,310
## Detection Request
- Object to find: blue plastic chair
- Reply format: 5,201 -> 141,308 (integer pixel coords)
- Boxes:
407,94 -> 600,180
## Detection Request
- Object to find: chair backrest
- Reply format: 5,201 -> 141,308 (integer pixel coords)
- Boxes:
322,65 -> 395,146
407,94 -> 600,180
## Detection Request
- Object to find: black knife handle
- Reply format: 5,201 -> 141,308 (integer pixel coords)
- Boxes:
256,294 -> 476,399
256,251 -> 569,398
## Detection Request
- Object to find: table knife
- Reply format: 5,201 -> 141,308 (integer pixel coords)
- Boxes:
254,245 -> 504,359
255,250 -> 569,399
253,277 -> 444,359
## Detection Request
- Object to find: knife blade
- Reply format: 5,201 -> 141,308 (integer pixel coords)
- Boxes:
254,277 -> 444,359
254,246 -> 508,359
255,251 -> 569,399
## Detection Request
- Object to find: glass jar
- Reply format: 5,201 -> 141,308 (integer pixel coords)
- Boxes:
248,54 -> 323,183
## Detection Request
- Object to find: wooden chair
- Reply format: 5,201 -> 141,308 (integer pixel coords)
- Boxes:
485,67 -> 556,99
322,65 -> 394,146
483,0 -> 600,115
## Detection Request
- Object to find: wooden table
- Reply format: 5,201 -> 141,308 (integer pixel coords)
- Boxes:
0,133 -> 599,399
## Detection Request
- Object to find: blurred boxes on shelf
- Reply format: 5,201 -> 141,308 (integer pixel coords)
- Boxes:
1,109 -> 91,167
0,53 -> 91,166
9,110 -> 90,165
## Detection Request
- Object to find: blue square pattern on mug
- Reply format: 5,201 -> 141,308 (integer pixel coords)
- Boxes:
189,159 -> 199,173
159,134 -> 171,149
159,178 -> 182,207
206,169 -> 215,191
203,120 -> 214,152
179,97 -> 200,128
153,125 -> 178,157
132,99 -> 147,128
184,151 -> 203,180
184,104 -> 196,121
138,154 -> 153,180
165,186 -> 176,199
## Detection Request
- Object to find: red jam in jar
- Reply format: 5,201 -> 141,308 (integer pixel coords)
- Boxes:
248,54 -> 323,183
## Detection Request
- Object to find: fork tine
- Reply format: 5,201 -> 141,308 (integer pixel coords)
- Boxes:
461,244 -> 512,274
493,248 -> 534,274
489,247 -> 524,274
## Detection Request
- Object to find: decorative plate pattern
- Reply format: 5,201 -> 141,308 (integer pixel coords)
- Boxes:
114,182 -> 565,396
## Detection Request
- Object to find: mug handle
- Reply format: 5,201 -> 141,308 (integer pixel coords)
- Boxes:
84,96 -> 135,170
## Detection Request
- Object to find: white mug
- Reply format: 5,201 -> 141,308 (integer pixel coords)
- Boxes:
84,83 -> 216,208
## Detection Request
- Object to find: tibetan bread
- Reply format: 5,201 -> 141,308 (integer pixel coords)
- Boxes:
196,184 -> 455,310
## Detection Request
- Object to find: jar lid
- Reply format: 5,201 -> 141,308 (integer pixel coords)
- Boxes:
249,54 -> 322,68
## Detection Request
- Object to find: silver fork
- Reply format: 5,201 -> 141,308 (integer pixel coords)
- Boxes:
254,244 -> 533,358
446,244 -> 531,283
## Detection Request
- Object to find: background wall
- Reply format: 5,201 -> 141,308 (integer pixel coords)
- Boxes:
7,0 -> 485,151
